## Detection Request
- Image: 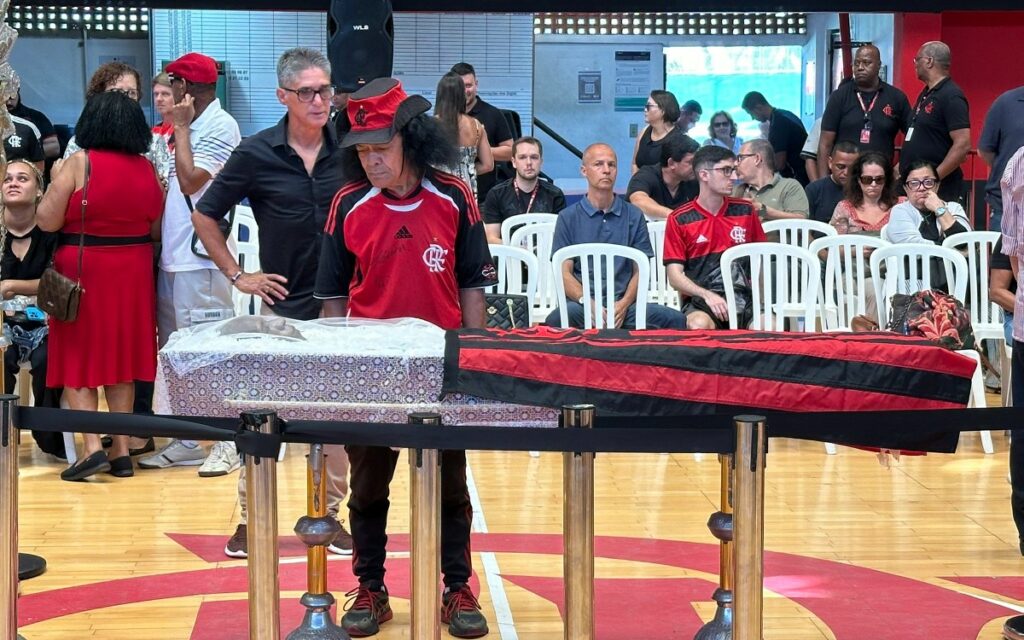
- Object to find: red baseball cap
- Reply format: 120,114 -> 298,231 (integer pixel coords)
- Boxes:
342,78 -> 430,148
166,53 -> 218,84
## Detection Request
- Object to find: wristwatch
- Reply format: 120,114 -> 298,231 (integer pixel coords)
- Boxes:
935,205 -> 948,217
230,270 -> 245,284
578,296 -> 586,305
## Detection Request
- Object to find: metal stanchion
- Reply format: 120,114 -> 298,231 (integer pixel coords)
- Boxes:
1,393 -> 20,639
409,412 -> 442,640
288,443 -> 348,639
732,415 -> 767,640
562,404 -> 595,640
242,410 -> 281,640
695,453 -> 734,640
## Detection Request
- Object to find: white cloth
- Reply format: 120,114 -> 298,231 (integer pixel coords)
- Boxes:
884,200 -> 970,244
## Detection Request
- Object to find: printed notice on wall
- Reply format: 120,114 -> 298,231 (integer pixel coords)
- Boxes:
614,51 -> 651,112
578,71 -> 601,104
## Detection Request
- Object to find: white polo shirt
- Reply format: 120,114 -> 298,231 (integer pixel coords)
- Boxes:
160,98 -> 241,272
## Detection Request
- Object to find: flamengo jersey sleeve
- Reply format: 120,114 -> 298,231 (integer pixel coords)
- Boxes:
747,210 -> 768,243
662,208 -> 690,265
313,180 -> 366,299
447,173 -> 498,289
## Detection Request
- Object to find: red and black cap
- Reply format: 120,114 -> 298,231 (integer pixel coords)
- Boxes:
341,78 -> 430,148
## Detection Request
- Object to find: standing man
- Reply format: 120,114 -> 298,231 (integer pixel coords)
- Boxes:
482,135 -> 566,243
627,134 -> 700,220
899,41 -> 971,204
741,91 -> 809,185
980,85 -> 1024,231
451,62 -> 514,204
189,48 -> 352,559
733,139 -> 809,221
314,78 -> 495,638
817,44 -> 911,175
805,141 -> 860,223
138,52 -> 243,474
665,146 -> 767,330
678,99 -> 703,133
7,87 -> 59,163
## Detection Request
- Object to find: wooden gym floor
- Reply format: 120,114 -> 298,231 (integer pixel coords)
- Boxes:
12,418 -> 1024,639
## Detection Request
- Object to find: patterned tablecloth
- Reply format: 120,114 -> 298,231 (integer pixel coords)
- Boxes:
154,316 -> 558,427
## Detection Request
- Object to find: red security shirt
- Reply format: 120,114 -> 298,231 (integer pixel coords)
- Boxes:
663,196 -> 766,294
314,170 -> 496,330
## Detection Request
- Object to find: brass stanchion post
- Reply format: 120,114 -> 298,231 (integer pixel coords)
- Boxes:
0,393 -> 20,640
733,415 -> 766,640
562,404 -> 595,640
409,412 -> 441,640
242,410 -> 281,640
694,453 -> 734,639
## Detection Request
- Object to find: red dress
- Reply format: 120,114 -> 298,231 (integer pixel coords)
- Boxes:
46,150 -> 163,389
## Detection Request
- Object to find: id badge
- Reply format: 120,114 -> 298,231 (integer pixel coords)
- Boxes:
860,127 -> 872,144
905,127 -> 914,142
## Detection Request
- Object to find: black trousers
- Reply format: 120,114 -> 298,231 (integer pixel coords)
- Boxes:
1011,341 -> 1024,551
345,445 -> 474,588
4,338 -> 64,456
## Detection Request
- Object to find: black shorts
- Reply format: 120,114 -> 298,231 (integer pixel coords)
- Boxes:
681,294 -> 751,330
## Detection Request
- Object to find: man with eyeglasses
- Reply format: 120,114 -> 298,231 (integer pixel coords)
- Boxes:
139,52 -> 243,475
189,47 -> 352,560
741,91 -> 809,186
664,145 -> 766,330
805,141 -> 860,223
733,139 -> 809,221
817,44 -> 911,177
627,134 -> 699,220
899,41 -> 971,205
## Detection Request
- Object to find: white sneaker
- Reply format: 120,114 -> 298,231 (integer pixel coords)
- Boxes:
199,441 -> 240,477
138,440 -> 207,469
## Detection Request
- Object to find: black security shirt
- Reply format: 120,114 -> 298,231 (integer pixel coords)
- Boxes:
899,77 -> 970,180
467,98 -> 513,203
481,178 -> 566,225
768,108 -> 809,185
821,81 -> 911,160
626,164 -> 698,210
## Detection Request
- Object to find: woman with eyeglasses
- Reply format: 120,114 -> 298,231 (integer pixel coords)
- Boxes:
703,110 -> 743,154
884,159 -> 969,245
631,89 -> 682,175
830,152 -> 899,235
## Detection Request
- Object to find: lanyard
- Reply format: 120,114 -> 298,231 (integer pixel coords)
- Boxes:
514,183 -> 539,214
856,90 -> 879,117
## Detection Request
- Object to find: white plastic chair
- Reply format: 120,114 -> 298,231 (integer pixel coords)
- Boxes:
510,222 -> 557,323
870,243 -> 993,453
500,213 -> 558,246
762,219 -> 837,248
486,244 -> 540,311
719,243 -> 820,332
645,220 -> 675,307
232,241 -> 263,316
550,243 -> 650,329
810,235 -> 888,331
232,204 -> 258,243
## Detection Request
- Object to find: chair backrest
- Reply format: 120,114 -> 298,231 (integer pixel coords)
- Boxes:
762,219 -> 837,249
550,242 -> 650,329
232,204 -> 258,243
485,244 -> 539,308
500,213 -> 559,245
809,234 -> 888,330
233,241 -> 262,316
645,220 -> 675,306
510,221 -> 557,320
719,243 -> 820,331
870,243 -> 968,326
942,231 -> 1002,332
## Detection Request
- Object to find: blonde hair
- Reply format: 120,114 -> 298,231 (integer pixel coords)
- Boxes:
152,72 -> 172,88
4,159 -> 45,203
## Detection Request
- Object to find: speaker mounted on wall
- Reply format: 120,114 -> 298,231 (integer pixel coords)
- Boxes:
328,0 -> 394,93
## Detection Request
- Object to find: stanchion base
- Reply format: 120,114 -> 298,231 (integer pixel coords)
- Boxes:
286,592 -> 350,640
18,553 -> 46,580
1005,614 -> 1024,640
694,588 -> 733,640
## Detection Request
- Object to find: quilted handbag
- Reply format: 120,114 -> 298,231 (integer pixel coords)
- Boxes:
484,293 -> 530,330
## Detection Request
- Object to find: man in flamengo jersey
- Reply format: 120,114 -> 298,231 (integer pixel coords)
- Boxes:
664,145 -> 767,330
314,78 -> 496,638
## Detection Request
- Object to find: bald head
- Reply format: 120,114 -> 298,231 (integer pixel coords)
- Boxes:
920,41 -> 951,69
582,143 -> 616,165
853,44 -> 882,89
580,142 -> 617,194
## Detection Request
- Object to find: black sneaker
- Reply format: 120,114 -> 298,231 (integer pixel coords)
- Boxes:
327,520 -> 353,556
341,583 -> 392,637
442,583 -> 489,638
224,524 -> 248,559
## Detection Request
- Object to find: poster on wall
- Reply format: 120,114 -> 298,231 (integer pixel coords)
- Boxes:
614,51 -> 650,112
578,71 -> 601,103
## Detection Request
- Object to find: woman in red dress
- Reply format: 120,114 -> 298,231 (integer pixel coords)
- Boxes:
37,91 -> 165,481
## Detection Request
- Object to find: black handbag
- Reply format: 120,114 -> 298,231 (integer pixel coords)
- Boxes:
484,293 -> 530,330
38,153 -> 89,322
186,193 -> 234,259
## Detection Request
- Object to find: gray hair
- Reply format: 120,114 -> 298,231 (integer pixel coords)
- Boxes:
276,47 -> 331,87
921,41 -> 952,69
746,138 -> 776,171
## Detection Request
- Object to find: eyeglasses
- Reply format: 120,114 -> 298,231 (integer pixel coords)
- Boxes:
106,87 -> 140,100
735,153 -> 756,162
906,178 -> 938,191
913,55 -> 933,64
281,85 -> 335,103
859,175 -> 886,186
713,121 -> 731,127
643,103 -> 659,111
711,165 -> 737,176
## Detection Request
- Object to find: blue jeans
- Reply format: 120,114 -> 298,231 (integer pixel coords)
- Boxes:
1006,313 -> 1015,346
990,204 -> 1003,233
545,301 -> 685,330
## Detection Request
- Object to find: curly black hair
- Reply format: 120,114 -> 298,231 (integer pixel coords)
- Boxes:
74,91 -> 152,155
340,114 -> 459,183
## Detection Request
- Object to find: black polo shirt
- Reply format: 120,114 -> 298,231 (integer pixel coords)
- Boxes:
467,97 -> 513,203
481,177 -> 566,225
626,164 -> 698,211
821,81 -> 911,160
899,77 -> 970,200
768,108 -> 809,185
805,176 -> 846,224
196,115 -> 346,320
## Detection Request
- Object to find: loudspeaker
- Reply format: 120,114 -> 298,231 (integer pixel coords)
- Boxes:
327,0 -> 394,93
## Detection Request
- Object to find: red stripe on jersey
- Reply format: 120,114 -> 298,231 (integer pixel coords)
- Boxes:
432,171 -> 482,224
325,179 -> 369,234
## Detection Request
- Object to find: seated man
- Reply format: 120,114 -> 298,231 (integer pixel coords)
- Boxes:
805,141 -> 859,223
627,134 -> 700,220
545,143 -> 684,330
482,136 -> 565,244
665,146 -> 767,330
733,138 -> 809,221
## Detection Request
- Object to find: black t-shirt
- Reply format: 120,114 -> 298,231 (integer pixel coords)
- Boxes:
805,176 -> 845,224
9,103 -> 55,141
481,178 -> 566,225
992,237 -> 1017,299
2,225 -> 57,328
633,126 -> 685,169
626,164 -> 698,210
899,77 -> 970,180
467,98 -> 513,203
821,81 -> 911,160
4,120 -> 43,164
768,108 -> 809,185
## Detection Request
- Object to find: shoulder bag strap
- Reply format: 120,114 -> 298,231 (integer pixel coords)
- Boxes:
76,151 -> 90,284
